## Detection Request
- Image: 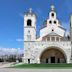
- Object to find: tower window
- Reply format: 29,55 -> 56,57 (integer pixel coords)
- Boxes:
51,13 -> 54,17
54,21 -> 56,24
27,19 -> 32,26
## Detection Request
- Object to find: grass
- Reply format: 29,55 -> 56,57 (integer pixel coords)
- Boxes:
11,63 -> 72,68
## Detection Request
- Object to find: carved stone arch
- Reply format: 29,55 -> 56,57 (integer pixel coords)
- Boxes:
39,46 -> 67,63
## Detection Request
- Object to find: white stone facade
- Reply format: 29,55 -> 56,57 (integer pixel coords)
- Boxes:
23,6 -> 72,63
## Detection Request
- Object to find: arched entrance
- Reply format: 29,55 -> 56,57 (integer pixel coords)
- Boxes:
40,48 -> 66,63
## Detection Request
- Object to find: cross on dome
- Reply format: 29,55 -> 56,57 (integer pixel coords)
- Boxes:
51,5 -> 55,11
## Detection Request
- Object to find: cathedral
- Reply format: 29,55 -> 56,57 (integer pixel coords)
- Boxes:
23,5 -> 72,64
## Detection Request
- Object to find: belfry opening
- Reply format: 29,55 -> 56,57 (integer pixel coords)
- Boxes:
40,47 -> 66,63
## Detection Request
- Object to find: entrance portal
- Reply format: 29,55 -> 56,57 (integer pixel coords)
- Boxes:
51,57 -> 55,63
40,48 -> 66,63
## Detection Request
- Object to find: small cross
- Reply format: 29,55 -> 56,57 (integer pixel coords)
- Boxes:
29,8 -> 32,13
51,5 -> 54,11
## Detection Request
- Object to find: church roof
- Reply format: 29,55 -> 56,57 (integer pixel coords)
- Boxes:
47,32 -> 62,37
58,26 -> 66,30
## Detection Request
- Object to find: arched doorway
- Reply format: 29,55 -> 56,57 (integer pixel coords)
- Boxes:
40,48 -> 66,63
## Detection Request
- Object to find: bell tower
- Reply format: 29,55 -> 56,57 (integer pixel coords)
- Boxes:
49,5 -> 56,19
24,8 -> 36,41
47,5 -> 60,27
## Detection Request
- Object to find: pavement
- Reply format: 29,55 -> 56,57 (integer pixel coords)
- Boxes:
0,68 -> 72,72
0,62 -> 14,68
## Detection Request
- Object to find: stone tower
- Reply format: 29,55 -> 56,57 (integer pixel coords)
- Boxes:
23,8 -> 36,63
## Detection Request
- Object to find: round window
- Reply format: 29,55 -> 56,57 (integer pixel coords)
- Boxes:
52,29 -> 54,31
54,21 -> 56,24
49,20 -> 52,24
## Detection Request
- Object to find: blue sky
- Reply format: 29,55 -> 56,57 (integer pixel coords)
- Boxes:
0,0 -> 72,49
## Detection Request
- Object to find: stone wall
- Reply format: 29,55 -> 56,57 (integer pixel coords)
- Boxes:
24,41 -> 71,63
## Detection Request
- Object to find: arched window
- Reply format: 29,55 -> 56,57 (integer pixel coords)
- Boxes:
54,21 -> 56,24
51,13 -> 54,17
27,19 -> 32,26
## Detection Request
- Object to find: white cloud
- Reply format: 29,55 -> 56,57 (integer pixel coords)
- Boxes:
16,38 -> 24,42
0,47 -> 23,56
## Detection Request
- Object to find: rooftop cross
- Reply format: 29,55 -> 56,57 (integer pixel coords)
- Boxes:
29,8 -> 32,13
51,5 -> 54,11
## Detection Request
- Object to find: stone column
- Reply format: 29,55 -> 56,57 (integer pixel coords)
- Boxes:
59,37 -> 60,42
37,58 -> 40,64
55,36 -> 56,41
55,58 -> 57,63
66,56 -> 71,63
48,58 -> 51,63
50,37 -> 51,41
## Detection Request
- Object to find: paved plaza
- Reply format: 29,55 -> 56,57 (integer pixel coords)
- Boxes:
0,68 -> 72,72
